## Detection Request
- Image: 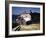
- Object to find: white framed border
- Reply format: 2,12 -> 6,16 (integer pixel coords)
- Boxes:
9,3 -> 43,35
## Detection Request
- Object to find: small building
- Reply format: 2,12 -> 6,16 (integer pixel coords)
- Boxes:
20,12 -> 31,22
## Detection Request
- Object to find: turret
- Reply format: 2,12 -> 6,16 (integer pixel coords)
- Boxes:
30,10 -> 32,15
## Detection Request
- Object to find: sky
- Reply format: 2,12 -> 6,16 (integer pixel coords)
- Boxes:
12,7 -> 40,15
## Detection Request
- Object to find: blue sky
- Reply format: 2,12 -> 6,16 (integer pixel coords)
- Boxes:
12,7 -> 40,15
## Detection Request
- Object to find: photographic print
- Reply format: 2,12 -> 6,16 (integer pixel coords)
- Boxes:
12,7 -> 40,31
5,1 -> 45,37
